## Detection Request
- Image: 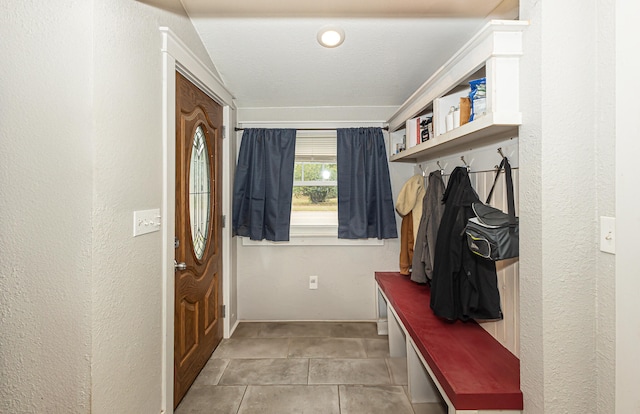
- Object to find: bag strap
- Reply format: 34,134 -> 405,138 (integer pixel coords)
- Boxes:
486,157 -> 517,232
504,158 -> 517,231
485,157 -> 505,204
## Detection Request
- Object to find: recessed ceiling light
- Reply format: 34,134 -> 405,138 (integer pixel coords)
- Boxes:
317,26 -> 345,48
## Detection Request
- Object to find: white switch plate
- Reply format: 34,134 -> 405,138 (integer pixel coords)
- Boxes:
600,216 -> 615,254
309,275 -> 318,290
133,209 -> 161,237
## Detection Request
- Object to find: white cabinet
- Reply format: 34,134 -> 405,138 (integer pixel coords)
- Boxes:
388,20 -> 528,162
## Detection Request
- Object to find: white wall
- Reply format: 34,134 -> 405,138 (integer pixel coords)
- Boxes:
91,1 -> 219,412
236,107 -> 412,321
0,1 -> 93,412
3,2 -> 631,411
616,1 -> 640,411
595,1 -> 616,413
0,1 -> 220,412
519,0 -> 615,412
238,241 -> 405,320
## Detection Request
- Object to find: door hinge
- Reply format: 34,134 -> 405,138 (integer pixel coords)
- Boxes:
174,237 -> 180,249
222,215 -> 226,228
221,305 -> 226,318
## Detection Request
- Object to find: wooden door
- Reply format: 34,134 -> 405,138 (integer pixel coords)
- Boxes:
174,72 -> 223,408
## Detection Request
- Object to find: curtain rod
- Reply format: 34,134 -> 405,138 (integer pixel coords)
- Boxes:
234,126 -> 389,132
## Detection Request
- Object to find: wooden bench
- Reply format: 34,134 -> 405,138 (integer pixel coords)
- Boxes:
375,271 -> 523,414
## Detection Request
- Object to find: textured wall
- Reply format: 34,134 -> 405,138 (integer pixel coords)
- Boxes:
0,0 -> 219,412
594,1 -> 616,413
518,4 -> 546,411
91,1 -> 218,413
519,0 -> 613,412
0,1 -> 93,412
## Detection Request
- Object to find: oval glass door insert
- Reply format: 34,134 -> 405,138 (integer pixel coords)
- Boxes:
189,125 -> 210,259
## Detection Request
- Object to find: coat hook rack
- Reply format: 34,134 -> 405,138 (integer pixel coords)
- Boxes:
460,156 -> 470,172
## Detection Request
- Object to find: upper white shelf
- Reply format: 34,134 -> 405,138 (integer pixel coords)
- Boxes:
389,113 -> 520,162
387,20 -> 528,163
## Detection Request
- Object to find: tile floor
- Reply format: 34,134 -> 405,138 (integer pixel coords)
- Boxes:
175,322 -> 446,414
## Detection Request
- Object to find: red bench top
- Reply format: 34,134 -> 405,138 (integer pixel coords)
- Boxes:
376,271 -> 523,410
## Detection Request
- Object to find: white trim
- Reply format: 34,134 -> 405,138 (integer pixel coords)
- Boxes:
238,121 -> 386,129
160,27 -> 235,107
293,180 -> 337,186
221,105 -> 234,339
160,27 -> 235,414
242,236 -> 384,246
160,46 -> 176,414
238,319 -> 377,323
229,317 -> 241,336
290,223 -> 338,237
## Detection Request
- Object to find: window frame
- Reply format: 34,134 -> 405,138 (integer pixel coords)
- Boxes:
290,132 -> 339,236
237,123 -> 386,246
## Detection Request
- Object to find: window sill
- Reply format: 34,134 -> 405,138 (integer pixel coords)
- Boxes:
241,225 -> 384,246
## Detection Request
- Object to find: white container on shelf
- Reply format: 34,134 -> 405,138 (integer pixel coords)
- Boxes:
435,89 -> 470,135
453,107 -> 461,128
445,107 -> 454,132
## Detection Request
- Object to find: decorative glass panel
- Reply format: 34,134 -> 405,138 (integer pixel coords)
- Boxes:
189,125 -> 210,260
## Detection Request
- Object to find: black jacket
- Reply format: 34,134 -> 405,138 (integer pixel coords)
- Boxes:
430,167 -> 502,321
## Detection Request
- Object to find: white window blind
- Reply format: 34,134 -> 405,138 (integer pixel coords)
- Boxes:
295,132 -> 336,162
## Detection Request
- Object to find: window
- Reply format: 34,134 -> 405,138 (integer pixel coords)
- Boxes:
291,131 -> 338,235
241,127 -> 384,246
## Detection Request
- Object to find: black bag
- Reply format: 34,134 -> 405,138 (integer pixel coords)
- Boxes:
465,157 -> 519,260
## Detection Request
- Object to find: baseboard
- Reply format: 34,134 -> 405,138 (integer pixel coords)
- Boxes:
228,318 -> 241,338
237,319 -> 378,323
377,319 -> 389,335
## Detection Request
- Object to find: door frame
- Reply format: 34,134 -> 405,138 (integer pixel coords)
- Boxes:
160,27 -> 236,413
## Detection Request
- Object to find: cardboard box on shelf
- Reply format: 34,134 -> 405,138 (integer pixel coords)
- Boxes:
460,97 -> 471,126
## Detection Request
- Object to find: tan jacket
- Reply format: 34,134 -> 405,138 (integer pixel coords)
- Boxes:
398,211 -> 414,275
395,174 -> 426,244
396,175 -> 425,274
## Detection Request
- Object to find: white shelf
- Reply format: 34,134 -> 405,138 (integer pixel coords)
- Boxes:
390,112 -> 520,162
387,20 -> 528,163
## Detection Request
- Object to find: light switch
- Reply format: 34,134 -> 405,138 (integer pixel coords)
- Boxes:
133,209 -> 161,237
600,216 -> 615,254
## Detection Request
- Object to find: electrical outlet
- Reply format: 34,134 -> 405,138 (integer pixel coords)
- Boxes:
309,275 -> 318,290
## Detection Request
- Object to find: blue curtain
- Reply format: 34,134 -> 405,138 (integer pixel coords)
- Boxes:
337,127 -> 398,239
232,128 -> 296,241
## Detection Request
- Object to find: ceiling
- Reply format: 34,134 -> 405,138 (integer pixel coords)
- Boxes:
146,0 -> 519,109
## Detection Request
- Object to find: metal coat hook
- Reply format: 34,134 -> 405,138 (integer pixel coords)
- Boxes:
460,156 -> 470,172
417,164 -> 426,176
437,161 -> 444,175
494,148 -> 507,170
